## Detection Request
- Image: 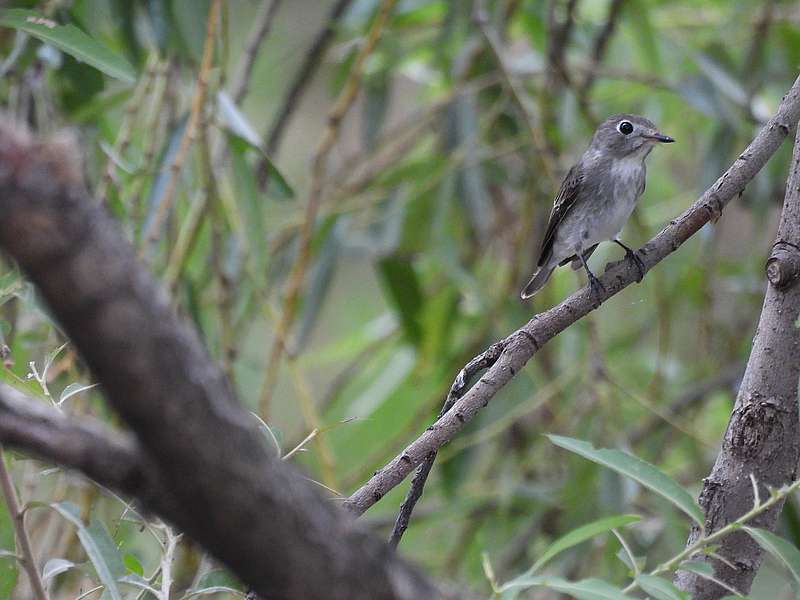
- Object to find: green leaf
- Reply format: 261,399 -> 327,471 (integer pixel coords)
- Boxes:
526,514 -> 641,574
744,526 -> 800,583
42,558 -> 77,581
500,575 -> 629,600
636,574 -> 689,600
182,585 -> 243,598
122,553 -> 143,577
50,502 -> 125,600
0,9 -> 135,82
547,435 -> 704,526
376,256 -> 424,345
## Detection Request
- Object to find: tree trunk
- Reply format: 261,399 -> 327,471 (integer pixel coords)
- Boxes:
675,125 -> 800,598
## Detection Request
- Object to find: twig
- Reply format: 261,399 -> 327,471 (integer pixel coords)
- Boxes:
231,0 -> 282,105
257,0 -> 398,418
262,0 -> 356,158
624,478 -> 800,595
387,341 -> 508,547
0,445 -> 49,600
344,74 -> 800,518
139,0 -> 220,255
159,526 -> 181,600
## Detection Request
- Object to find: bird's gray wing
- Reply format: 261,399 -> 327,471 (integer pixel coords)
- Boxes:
536,163 -> 583,267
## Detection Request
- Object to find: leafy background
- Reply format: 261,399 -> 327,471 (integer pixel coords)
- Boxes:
0,0 -> 798,598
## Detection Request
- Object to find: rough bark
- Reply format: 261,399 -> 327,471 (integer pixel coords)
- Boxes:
674,126 -> 800,598
345,74 -> 800,516
0,121 -> 449,600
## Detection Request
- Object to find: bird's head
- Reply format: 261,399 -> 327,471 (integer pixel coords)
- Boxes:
590,114 -> 674,159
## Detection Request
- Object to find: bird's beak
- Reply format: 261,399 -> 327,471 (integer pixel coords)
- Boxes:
645,131 -> 675,143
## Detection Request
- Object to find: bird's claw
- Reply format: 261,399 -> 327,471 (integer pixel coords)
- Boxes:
588,273 -> 605,307
624,248 -> 646,282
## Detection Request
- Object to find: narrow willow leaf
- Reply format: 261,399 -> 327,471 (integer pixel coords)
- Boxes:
50,503 -> 124,600
547,435 -> 704,525
744,526 -> 800,583
527,514 -> 641,573
636,574 -> 689,600
0,9 -> 135,82
42,558 -> 76,581
500,575 -> 628,600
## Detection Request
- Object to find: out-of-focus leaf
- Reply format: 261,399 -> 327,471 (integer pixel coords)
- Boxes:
625,2 -> 660,71
50,502 -> 125,600
453,93 -> 491,243
290,217 -> 344,353
166,0 -> 210,62
547,435 -> 704,526
694,53 -> 747,108
122,553 -> 143,577
42,558 -> 76,581
118,573 -> 159,596
182,585 -> 243,598
744,526 -> 800,583
636,574 -> 689,600
218,92 -> 294,200
58,382 -> 98,406
500,575 -> 629,600
524,514 -> 641,574
0,9 -> 135,82
191,569 -> 242,591
362,71 -> 390,151
376,256 -> 424,345
228,133 -> 267,268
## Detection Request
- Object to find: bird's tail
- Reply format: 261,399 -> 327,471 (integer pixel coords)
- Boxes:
520,266 -> 555,300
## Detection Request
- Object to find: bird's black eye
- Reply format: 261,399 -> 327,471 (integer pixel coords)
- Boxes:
618,120 -> 633,135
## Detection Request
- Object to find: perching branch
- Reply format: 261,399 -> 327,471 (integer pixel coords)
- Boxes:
674,112 -> 800,599
0,119 -> 455,600
344,74 -> 800,518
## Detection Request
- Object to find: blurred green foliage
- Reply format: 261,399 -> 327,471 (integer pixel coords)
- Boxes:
0,0 -> 798,598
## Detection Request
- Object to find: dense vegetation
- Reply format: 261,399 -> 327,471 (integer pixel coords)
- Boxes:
0,1 -> 799,598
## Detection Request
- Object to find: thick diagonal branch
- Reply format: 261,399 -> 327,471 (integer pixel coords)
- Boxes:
674,121 -> 800,599
345,74 -> 800,517
0,121 -> 447,600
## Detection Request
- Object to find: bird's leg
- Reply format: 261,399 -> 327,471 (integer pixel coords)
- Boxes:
613,239 -> 646,282
577,248 -> 604,305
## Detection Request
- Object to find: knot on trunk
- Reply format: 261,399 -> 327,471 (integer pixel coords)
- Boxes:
766,241 -> 800,288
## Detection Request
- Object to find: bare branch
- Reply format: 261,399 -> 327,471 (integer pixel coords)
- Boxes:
674,113 -> 800,599
344,74 -> 800,517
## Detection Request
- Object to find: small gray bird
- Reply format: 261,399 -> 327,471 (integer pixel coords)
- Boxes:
521,114 -> 674,300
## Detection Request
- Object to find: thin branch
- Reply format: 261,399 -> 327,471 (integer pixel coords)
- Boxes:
231,0 -> 282,105
140,0 -> 220,254
262,0 -> 355,159
257,0 -> 398,418
344,74 -> 800,518
0,446 -> 48,600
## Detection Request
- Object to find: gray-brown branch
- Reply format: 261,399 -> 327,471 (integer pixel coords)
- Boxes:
344,73 -> 800,517
674,114 -> 800,599
0,121 -> 450,600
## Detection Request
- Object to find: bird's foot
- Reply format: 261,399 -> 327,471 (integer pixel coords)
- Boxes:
587,273 -> 605,307
624,248 -> 646,282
